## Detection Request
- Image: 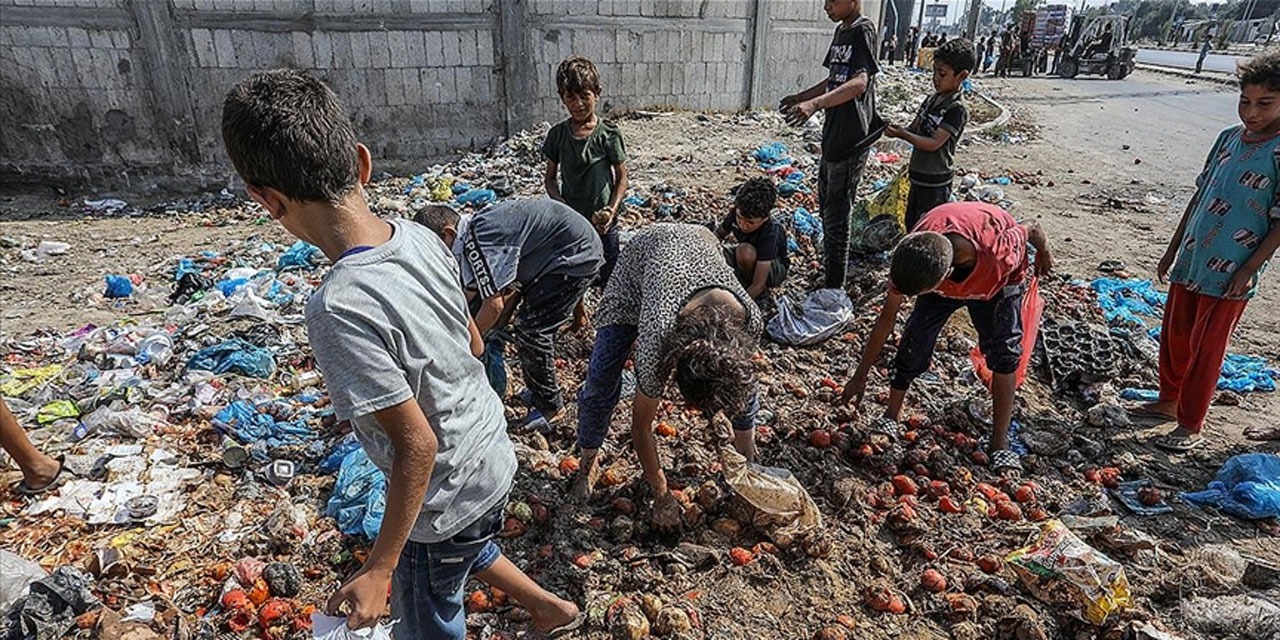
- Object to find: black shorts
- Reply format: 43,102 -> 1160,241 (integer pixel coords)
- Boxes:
724,245 -> 789,289
891,284 -> 1025,389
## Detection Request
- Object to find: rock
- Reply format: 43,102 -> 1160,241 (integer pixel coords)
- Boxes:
611,516 -> 634,543
1215,390 -> 1244,406
654,607 -> 693,635
639,594 -> 663,622
1086,403 -> 1130,428
610,603 -> 650,640
997,604 -> 1048,640
673,542 -> 718,569
950,622 -> 982,640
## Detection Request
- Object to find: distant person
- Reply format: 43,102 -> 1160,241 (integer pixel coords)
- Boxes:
887,38 -> 973,230
908,26 -> 921,65
2,397 -> 64,495
842,202 -> 1053,476
983,36 -> 995,73
222,69 -> 581,639
1196,38 -> 1212,74
1087,23 -> 1113,58
1137,50 -> 1280,451
923,31 -> 934,48
715,177 -> 789,299
996,29 -> 1013,76
780,0 -> 881,290
413,200 -> 603,432
543,55 -> 629,295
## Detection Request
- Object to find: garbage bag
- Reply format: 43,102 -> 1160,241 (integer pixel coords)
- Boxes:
766,288 -> 854,346
325,446 -> 386,539
719,433 -> 821,547
863,165 -> 910,231
169,271 -> 213,304
751,142 -> 791,169
1181,453 -> 1280,520
1090,278 -> 1165,328
791,206 -> 822,246
1,566 -> 99,640
456,188 -> 496,207
187,339 -> 276,378
103,274 -> 133,298
0,551 -> 45,613
1218,353 -> 1278,393
318,434 -> 361,474
971,276 -> 1043,389
277,241 -> 321,271
1006,520 -> 1132,625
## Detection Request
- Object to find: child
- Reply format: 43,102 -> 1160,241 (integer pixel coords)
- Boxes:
221,70 -> 580,639
1137,51 -> 1280,450
715,177 -> 789,299
781,0 -> 881,290
888,38 -> 973,231
542,55 -> 629,288
841,202 -> 1052,475
2,396 -> 65,495
414,199 -> 603,431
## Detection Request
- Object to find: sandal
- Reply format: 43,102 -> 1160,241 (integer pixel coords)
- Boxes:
1152,433 -> 1203,452
1129,403 -> 1175,422
545,612 -> 586,638
870,417 -> 903,439
14,455 -> 66,496
1097,260 -> 1127,274
989,449 -> 1023,476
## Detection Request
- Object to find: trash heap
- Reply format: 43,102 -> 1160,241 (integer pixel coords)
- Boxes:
2,76 -> 1275,640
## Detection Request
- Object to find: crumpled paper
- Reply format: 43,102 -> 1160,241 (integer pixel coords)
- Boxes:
311,613 -> 393,640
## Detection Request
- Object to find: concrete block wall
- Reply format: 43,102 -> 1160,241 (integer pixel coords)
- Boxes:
0,0 -> 883,191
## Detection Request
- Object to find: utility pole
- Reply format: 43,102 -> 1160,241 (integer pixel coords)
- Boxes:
966,0 -> 982,39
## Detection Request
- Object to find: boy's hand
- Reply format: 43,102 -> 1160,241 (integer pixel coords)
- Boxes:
839,369 -> 868,409
784,100 -> 819,127
592,208 -> 615,235
326,565 -> 392,630
1033,243 -> 1053,277
1225,265 -> 1257,299
885,124 -> 907,139
779,93 -> 802,110
1156,249 -> 1176,284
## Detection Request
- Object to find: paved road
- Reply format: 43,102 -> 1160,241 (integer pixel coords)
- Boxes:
1137,48 -> 1246,74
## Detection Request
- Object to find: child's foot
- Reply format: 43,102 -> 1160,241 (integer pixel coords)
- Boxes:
1152,426 -> 1204,452
569,454 -> 600,501
531,598 -> 582,636
15,454 -> 64,496
569,301 -> 590,333
1131,401 -> 1176,422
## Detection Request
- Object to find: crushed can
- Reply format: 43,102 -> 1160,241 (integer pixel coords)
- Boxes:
265,459 -> 296,487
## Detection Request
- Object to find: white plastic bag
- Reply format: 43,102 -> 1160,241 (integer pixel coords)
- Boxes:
0,549 -> 47,611
766,288 -> 854,346
311,612 -> 394,640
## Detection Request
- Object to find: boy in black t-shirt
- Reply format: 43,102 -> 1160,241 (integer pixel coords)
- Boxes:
716,178 -> 788,299
888,38 -> 974,230
781,0 -> 881,290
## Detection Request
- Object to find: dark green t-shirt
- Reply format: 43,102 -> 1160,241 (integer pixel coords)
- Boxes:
907,91 -> 968,188
541,119 -> 628,218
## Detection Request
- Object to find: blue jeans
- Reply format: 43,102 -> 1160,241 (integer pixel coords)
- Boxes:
576,324 -> 759,450
391,499 -> 505,640
599,226 -> 620,288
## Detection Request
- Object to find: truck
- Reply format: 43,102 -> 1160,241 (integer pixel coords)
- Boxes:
1008,5 -> 1069,77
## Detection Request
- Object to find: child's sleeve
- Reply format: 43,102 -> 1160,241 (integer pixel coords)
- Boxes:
607,126 -> 627,165
1271,140 -> 1280,220
541,124 -> 560,162
941,103 -> 968,137
307,310 -> 413,422
850,22 -> 881,78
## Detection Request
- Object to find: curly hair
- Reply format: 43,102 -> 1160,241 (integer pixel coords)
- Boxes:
556,56 -> 602,97
890,232 -> 954,296
1238,48 -> 1280,92
934,38 -> 976,75
659,305 -> 756,417
733,177 -> 777,219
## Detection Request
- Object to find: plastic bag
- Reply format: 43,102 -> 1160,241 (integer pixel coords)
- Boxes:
971,276 -> 1043,389
103,274 -> 133,298
456,188 -> 496,207
766,288 -> 854,346
311,612 -> 393,640
277,241 -> 321,271
1006,520 -> 1132,625
325,447 -> 386,539
1181,453 -> 1280,520
0,550 -> 46,612
0,365 -> 64,397
480,334 -> 508,397
187,339 -> 276,378
863,165 -> 910,231
791,206 -> 822,245
719,442 -> 822,547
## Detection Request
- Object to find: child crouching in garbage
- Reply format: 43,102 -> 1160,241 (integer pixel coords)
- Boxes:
715,177 -> 790,299
221,69 -> 581,639
840,201 -> 1052,476
1135,49 -> 1280,451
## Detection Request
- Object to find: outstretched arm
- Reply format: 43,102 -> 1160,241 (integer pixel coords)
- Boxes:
840,291 -> 904,408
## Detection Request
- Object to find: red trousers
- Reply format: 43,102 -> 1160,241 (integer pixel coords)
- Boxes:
1158,283 -> 1248,433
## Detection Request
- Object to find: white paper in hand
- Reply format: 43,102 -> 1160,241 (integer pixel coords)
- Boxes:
311,612 -> 394,640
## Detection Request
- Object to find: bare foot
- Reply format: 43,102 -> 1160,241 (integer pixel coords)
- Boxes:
651,492 -> 683,532
732,428 -> 757,463
1133,400 -> 1176,421
23,455 -> 61,491
569,300 -> 590,333
569,453 -> 600,501
530,597 -> 581,634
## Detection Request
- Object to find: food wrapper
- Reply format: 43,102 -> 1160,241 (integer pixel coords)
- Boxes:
719,444 -> 822,546
1006,519 -> 1132,625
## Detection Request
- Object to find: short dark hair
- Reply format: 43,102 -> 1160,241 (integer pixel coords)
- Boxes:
890,232 -> 954,295
222,69 -> 359,204
1238,49 -> 1280,92
413,204 -> 459,237
556,56 -> 602,96
733,177 -> 777,219
934,38 -> 976,75
660,306 -> 756,418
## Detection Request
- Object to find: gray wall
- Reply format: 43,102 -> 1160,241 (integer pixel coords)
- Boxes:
0,0 -> 882,192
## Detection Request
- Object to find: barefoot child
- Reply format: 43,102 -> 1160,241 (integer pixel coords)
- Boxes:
222,70 -> 580,639
1139,50 -> 1280,451
715,177 -> 789,299
841,202 -> 1052,475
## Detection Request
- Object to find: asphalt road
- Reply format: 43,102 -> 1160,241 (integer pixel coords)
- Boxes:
1137,48 -> 1246,74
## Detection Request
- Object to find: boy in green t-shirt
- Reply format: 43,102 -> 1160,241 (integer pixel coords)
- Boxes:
542,56 -> 629,295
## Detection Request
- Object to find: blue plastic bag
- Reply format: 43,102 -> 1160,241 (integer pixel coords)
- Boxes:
456,188 -> 496,207
325,446 -> 387,539
277,241 -> 321,271
216,278 -> 249,297
792,207 -> 823,244
1181,453 -> 1280,520
187,339 -> 276,378
104,275 -> 133,298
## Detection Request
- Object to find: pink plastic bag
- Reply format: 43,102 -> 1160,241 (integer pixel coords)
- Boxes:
971,276 -> 1043,389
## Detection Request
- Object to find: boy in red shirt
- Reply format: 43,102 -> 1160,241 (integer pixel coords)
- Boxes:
841,202 -> 1052,474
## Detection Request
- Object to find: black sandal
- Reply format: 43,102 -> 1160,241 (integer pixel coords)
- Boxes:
990,449 -> 1023,475
870,417 -> 903,439
14,455 -> 65,496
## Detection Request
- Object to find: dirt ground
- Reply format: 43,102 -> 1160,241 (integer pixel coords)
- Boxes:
1,68 -> 1278,640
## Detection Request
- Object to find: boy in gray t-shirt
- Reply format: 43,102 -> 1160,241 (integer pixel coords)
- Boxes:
221,70 -> 580,639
